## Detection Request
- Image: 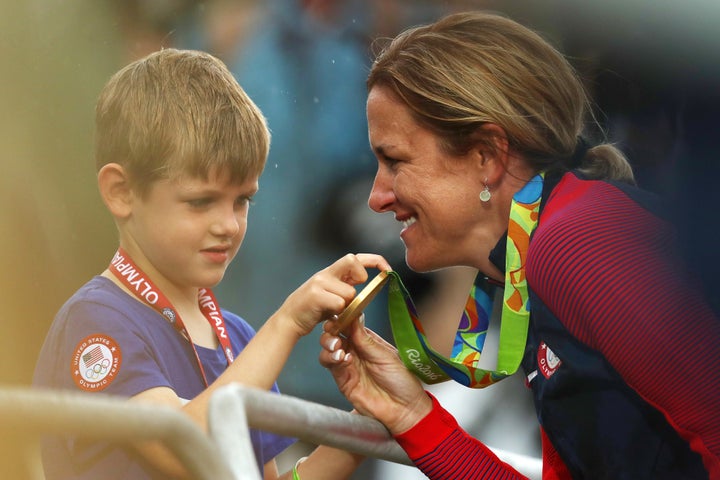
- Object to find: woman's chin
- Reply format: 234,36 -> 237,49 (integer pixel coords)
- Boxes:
404,251 -> 439,273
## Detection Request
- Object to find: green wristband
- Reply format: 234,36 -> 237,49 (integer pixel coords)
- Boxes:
292,456 -> 307,480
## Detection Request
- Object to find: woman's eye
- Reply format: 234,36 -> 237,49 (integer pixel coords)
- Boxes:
383,155 -> 401,168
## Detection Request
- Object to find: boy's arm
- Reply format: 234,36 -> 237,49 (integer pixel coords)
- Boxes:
185,253 -> 391,426
130,385 -> 366,480
273,446 -> 365,480
130,253 -> 390,478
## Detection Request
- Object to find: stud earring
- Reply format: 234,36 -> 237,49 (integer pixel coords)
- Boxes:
479,180 -> 491,202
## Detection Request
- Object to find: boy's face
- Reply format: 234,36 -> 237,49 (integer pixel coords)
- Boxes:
123,169 -> 259,295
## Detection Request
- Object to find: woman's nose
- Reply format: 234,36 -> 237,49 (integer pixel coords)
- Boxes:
367,171 -> 395,213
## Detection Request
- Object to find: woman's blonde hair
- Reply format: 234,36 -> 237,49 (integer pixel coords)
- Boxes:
95,48 -> 269,196
368,11 -> 634,183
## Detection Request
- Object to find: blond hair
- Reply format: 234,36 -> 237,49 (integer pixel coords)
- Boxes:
368,11 -> 634,183
95,48 -> 269,195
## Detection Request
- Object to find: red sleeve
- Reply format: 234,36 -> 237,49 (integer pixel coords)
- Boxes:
394,392 -> 527,479
527,175 -> 720,477
539,427 -> 573,480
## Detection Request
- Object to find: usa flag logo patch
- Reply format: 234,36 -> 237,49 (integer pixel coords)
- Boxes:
71,334 -> 122,392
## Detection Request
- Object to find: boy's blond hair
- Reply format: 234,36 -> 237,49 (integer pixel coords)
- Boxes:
95,48 -> 269,196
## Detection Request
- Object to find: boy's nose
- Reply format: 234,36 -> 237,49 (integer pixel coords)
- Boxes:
211,209 -> 241,238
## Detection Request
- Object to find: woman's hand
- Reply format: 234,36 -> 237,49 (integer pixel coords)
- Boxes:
319,315 -> 433,435
276,253 -> 391,338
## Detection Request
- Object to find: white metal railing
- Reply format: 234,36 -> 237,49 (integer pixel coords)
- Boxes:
209,383 -> 413,479
0,384 -> 542,479
0,386 -> 234,480
209,383 -> 543,480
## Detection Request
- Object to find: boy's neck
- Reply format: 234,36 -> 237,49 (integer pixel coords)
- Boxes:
101,269 -> 219,349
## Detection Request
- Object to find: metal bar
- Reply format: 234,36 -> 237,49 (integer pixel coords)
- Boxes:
1,384 -> 542,479
209,383 -> 543,479
207,385 -> 264,480
0,387 -> 235,480
210,383 -> 413,467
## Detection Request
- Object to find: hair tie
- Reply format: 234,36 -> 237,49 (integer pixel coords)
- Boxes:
569,136 -> 590,168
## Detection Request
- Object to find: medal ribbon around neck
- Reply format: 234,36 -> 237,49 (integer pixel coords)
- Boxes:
387,173 -> 544,388
108,248 -> 234,386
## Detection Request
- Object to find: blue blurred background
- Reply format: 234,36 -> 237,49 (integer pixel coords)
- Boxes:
2,0 -> 718,477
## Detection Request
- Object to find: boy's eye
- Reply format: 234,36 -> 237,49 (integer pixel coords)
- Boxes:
235,196 -> 254,208
187,198 -> 212,208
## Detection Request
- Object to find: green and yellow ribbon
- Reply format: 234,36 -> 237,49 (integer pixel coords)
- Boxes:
387,173 -> 544,388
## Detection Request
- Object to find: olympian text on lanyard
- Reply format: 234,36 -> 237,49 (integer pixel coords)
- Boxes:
109,248 -> 234,386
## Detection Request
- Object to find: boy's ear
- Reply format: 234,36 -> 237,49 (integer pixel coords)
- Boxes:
97,163 -> 134,219
472,123 -> 510,185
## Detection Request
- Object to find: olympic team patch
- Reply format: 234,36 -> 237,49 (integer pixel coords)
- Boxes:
538,341 -> 562,379
71,334 -> 122,392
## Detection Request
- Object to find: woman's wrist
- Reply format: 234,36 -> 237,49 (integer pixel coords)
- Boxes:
393,392 -> 459,459
386,391 -> 434,435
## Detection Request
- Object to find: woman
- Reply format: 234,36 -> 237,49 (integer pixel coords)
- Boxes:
319,11 -> 720,479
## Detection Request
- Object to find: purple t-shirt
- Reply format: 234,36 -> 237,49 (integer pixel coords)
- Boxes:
33,275 -> 295,479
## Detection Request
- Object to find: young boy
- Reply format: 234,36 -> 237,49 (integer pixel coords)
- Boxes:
32,48 -> 391,480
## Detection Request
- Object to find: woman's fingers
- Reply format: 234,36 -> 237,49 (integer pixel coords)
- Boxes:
319,327 -> 349,366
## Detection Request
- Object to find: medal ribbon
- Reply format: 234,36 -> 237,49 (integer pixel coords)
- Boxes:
387,173 -> 544,388
108,248 -> 234,386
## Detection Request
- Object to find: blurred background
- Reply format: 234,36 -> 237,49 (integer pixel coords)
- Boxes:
2,0 -> 718,478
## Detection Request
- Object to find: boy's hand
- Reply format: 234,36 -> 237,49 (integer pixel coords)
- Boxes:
278,253 -> 391,337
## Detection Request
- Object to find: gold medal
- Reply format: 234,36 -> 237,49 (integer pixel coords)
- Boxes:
331,271 -> 390,334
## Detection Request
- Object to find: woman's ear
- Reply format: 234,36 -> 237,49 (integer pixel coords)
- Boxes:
97,163 -> 133,219
473,123 -> 510,185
